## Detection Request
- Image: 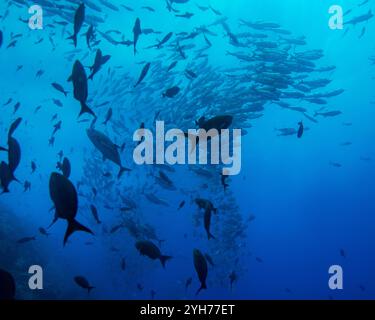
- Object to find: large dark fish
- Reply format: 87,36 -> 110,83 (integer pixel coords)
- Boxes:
86,128 -> 131,178
69,60 -> 95,117
56,157 -> 71,178
49,172 -> 93,245
0,269 -> 16,300
133,18 -> 141,55
134,62 -> 150,87
135,240 -> 172,268
88,49 -> 111,80
74,276 -> 95,293
193,249 -> 208,295
67,3 -> 85,47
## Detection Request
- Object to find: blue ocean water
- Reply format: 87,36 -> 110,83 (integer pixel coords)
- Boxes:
0,0 -> 375,300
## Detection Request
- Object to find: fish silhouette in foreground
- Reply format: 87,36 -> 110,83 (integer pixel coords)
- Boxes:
193,249 -> 208,295
0,269 -> 16,300
49,172 -> 93,245
67,3 -> 85,47
86,128 -> 131,178
68,60 -> 96,118
74,276 -> 95,293
135,240 -> 172,268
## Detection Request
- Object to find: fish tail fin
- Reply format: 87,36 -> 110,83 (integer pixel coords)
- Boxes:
195,283 -> 207,296
64,219 -> 93,246
160,255 -> 172,268
63,91 -> 68,97
79,101 -> 96,118
88,286 -> 95,294
118,166 -> 131,179
88,73 -> 94,81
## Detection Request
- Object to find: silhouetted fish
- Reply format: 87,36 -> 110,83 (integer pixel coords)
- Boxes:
49,172 -> 93,245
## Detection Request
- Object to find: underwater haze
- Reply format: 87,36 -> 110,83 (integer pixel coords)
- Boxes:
0,0 -> 375,300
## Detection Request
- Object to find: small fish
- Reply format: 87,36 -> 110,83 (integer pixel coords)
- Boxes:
3,98 -> 12,106
134,62 -> 151,87
39,227 -> 50,237
340,249 -> 346,258
90,204 -> 101,224
52,83 -> 68,96
102,108 -> 113,125
162,86 -> 180,98
31,161 -> 37,173
229,271 -> 237,290
193,249 -> 208,295
330,161 -> 342,168
135,240 -> 172,268
74,276 -> 95,293
120,258 -> 126,271
17,236 -> 36,244
297,121 -> 304,138
167,61 -> 178,72
178,200 -> 185,210
133,18 -> 141,55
